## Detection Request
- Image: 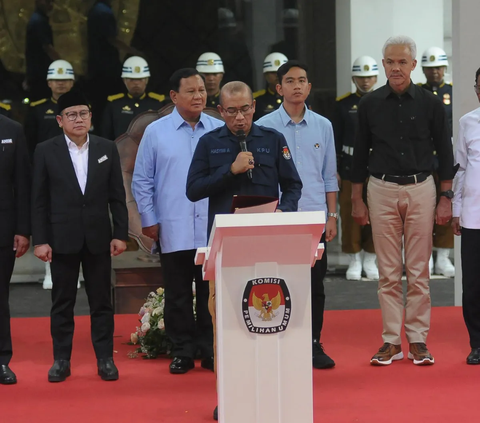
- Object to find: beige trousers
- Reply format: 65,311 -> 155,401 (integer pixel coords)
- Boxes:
367,175 -> 436,345
208,280 -> 217,375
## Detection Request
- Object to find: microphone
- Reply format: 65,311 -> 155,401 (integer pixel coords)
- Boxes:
236,130 -> 252,180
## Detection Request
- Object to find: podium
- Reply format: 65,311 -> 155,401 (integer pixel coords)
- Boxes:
195,211 -> 325,423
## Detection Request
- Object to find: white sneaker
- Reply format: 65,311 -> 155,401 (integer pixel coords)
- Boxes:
429,254 -> 434,277
435,248 -> 455,277
363,252 -> 379,280
346,253 -> 362,280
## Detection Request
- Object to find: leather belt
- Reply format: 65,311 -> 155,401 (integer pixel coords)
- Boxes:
342,145 -> 354,156
371,172 -> 430,185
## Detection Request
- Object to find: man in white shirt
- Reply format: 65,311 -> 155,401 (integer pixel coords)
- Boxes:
452,67 -> 480,365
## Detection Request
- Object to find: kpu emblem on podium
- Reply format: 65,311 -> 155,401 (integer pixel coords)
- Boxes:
242,277 -> 291,334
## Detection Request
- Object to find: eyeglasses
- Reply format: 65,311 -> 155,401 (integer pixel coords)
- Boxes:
63,110 -> 91,121
475,85 -> 480,94
222,104 -> 253,117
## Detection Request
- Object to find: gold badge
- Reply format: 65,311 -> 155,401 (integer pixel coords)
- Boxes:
443,93 -> 451,105
46,109 -> 54,114
135,103 -> 139,108
274,59 -> 280,66
267,104 -> 274,109
58,68 -> 63,74
276,98 -> 282,104
363,65 -> 370,71
352,105 -> 358,110
134,66 -> 141,73
207,59 -> 214,66
430,55 -> 435,62
122,105 -> 131,111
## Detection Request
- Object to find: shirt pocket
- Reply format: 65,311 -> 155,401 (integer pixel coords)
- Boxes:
253,154 -> 277,186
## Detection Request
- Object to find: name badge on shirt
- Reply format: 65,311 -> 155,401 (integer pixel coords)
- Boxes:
98,155 -> 108,164
1,139 -> 12,144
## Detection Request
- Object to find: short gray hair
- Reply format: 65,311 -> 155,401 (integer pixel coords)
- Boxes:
219,81 -> 253,106
382,35 -> 417,60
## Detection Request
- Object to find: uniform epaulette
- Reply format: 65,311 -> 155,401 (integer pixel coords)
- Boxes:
253,89 -> 266,99
0,102 -> 11,111
148,92 -> 165,102
30,98 -> 48,107
416,82 -> 424,86
107,93 -> 125,102
336,92 -> 351,102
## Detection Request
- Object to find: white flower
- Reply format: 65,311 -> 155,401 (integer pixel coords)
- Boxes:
159,319 -> 165,330
141,313 -> 150,324
156,287 -> 164,295
152,307 -> 163,316
141,322 -> 151,332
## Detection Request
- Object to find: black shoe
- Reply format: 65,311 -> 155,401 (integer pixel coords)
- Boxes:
0,365 -> 17,385
201,356 -> 214,372
213,406 -> 218,421
169,356 -> 194,374
313,340 -> 335,369
48,360 -> 71,382
97,358 -> 119,381
467,348 -> 480,365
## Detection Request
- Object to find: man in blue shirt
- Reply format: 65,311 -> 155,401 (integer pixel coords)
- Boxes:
132,68 -> 223,374
256,60 -> 339,370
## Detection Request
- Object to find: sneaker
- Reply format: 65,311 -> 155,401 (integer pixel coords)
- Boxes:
313,341 -> 335,369
408,343 -> 434,365
434,248 -> 455,277
370,343 -> 403,366
363,252 -> 379,280
346,253 -> 362,280
429,254 -> 434,277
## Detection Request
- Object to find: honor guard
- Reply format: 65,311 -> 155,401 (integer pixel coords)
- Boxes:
0,102 -> 12,118
100,56 -> 165,140
25,59 -> 75,158
196,52 -> 224,108
419,46 -> 455,277
333,55 -> 379,281
253,52 -> 288,121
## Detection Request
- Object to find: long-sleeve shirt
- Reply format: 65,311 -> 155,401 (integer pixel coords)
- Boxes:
256,104 -> 338,214
351,81 -> 454,183
132,107 -> 223,253
186,123 -> 302,237
452,107 -> 480,229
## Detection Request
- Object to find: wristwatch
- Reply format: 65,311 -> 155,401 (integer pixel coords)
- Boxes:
440,190 -> 454,199
327,212 -> 338,219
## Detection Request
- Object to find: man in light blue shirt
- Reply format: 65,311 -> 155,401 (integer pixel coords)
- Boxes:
256,60 -> 339,369
132,68 -> 223,374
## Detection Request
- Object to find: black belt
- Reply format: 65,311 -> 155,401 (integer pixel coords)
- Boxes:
371,172 -> 430,185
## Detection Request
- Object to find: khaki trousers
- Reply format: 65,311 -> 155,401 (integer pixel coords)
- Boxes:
367,175 -> 436,345
208,280 -> 217,376
339,179 -> 375,254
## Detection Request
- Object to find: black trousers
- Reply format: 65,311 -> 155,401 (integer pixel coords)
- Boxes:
160,249 -> 213,359
461,228 -> 480,348
0,246 -> 15,366
312,233 -> 327,342
50,244 -> 113,360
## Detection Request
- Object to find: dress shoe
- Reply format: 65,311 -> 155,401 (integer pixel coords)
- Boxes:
201,356 -> 214,372
435,248 -> 455,277
48,360 -> 71,382
169,356 -> 194,374
313,340 -> 335,369
363,252 -> 379,280
97,358 -> 119,381
213,406 -> 218,421
346,253 -> 362,280
0,365 -> 17,385
466,348 -> 480,365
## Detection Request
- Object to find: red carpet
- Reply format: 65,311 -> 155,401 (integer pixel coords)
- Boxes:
2,308 -> 478,423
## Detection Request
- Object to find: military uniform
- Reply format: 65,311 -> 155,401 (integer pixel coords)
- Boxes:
25,97 -> 63,158
419,82 -> 452,132
100,92 -> 165,140
253,88 -> 283,121
333,92 -> 374,255
0,103 -> 11,118
206,93 -> 221,108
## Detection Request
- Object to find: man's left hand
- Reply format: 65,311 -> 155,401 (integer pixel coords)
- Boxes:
13,235 -> 30,258
435,197 -> 452,225
110,239 -> 127,257
325,218 -> 337,242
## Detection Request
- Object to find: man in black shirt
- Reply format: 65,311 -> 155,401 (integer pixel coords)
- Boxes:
351,36 -> 454,367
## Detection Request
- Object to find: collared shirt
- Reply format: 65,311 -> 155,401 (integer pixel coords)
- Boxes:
65,134 -> 89,194
256,104 -> 338,214
186,123 -> 303,237
25,8 -> 53,82
453,107 -> 480,229
351,81 -> 454,183
132,107 -> 223,253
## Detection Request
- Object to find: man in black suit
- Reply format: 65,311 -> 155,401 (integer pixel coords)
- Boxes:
0,115 -> 31,385
31,90 -> 128,382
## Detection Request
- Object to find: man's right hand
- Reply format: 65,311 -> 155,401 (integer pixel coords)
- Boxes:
142,224 -> 159,241
352,198 -> 370,225
452,217 -> 461,236
34,244 -> 52,263
230,152 -> 254,175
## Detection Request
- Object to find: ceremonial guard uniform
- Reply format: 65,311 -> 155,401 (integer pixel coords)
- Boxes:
0,103 -> 12,118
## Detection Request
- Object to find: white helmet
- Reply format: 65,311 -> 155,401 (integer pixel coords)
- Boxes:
46,60 -> 75,80
351,56 -> 379,77
421,47 -> 448,67
122,56 -> 150,78
263,52 -> 288,73
196,52 -> 224,73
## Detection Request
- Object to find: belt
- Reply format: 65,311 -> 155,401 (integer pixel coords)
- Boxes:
342,145 -> 354,156
371,172 -> 430,185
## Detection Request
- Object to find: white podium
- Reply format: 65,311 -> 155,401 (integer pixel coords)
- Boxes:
196,211 -> 325,423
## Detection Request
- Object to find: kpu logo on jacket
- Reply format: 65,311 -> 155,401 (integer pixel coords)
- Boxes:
242,277 -> 291,334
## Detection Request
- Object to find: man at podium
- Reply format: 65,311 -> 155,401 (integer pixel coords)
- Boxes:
186,80 -> 302,420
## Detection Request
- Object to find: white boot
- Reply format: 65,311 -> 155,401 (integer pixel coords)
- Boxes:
346,253 -> 362,280
43,262 -> 53,290
435,248 -> 455,277
429,254 -> 434,277
363,252 -> 379,280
